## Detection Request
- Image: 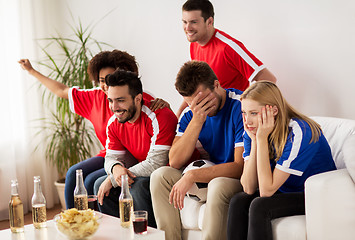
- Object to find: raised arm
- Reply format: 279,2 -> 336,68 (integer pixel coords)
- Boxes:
18,59 -> 69,99
169,92 -> 216,169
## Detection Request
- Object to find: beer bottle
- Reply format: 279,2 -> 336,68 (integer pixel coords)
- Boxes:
9,179 -> 24,233
32,176 -> 47,228
119,174 -> 133,228
73,169 -> 88,210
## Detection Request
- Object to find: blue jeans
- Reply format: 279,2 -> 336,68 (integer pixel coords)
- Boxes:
64,156 -> 106,209
94,175 -> 156,228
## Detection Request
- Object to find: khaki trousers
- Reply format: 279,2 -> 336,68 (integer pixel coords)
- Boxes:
150,166 -> 242,240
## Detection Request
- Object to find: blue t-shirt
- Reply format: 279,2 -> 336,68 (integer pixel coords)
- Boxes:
177,88 -> 244,164
243,118 -> 336,192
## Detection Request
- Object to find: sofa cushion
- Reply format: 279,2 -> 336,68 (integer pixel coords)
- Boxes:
272,215 -> 306,240
180,197 -> 205,230
311,117 -> 355,169
182,229 -> 202,240
343,134 -> 355,182
198,203 -> 206,230
305,169 -> 355,240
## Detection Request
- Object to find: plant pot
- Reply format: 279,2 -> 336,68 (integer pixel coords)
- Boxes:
54,180 -> 66,210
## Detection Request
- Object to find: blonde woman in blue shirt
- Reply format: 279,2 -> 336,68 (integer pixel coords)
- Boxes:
227,81 -> 336,240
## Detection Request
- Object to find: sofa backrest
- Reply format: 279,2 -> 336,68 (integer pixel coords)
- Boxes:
311,116 -> 355,169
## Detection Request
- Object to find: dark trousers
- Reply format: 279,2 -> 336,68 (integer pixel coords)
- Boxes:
93,175 -> 156,228
227,191 -> 305,240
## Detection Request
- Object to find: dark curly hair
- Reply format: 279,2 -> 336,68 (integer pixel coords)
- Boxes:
87,50 -> 138,85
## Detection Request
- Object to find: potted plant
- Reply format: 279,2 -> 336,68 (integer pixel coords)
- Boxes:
36,21 -> 108,209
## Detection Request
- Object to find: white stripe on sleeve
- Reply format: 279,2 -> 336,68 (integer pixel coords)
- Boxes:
142,105 -> 159,148
280,119 -> 303,170
216,32 -> 265,83
105,115 -> 117,151
68,87 -> 78,114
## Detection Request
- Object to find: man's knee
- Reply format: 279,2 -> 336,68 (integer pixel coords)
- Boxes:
66,164 -> 78,180
151,166 -> 172,181
207,177 -> 242,202
151,167 -> 178,190
84,173 -> 97,189
208,177 -> 229,190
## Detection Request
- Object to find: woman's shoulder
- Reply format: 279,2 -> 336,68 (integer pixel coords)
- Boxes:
288,118 -> 313,139
289,118 -> 310,129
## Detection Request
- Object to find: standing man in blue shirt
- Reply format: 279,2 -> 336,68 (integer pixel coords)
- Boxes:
150,60 -> 245,240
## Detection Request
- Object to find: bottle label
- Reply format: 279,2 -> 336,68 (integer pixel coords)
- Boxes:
119,199 -> 133,228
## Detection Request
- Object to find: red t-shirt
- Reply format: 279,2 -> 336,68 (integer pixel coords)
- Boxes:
190,29 -> 265,91
68,87 -> 154,157
105,100 -> 177,162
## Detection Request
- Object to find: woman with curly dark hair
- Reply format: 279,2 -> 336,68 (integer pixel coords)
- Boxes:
19,50 -> 169,209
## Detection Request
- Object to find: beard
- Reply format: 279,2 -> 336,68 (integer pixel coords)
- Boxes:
115,103 -> 137,123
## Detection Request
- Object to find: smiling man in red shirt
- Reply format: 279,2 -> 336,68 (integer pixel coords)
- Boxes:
176,0 -> 277,117
94,69 -> 177,228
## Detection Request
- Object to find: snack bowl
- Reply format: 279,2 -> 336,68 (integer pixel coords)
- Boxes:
54,208 -> 102,239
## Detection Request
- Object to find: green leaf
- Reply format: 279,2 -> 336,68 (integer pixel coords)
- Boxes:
34,18 -> 109,177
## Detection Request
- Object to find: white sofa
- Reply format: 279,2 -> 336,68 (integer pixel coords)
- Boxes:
180,116 -> 355,240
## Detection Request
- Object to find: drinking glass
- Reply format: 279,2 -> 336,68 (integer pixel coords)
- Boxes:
132,210 -> 148,234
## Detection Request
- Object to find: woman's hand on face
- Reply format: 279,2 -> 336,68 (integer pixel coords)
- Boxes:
256,105 -> 275,139
243,113 -> 256,141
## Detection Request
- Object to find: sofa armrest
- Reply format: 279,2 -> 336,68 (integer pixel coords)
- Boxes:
305,169 -> 355,240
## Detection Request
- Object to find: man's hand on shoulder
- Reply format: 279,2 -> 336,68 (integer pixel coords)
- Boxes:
149,98 -> 171,111
112,164 -> 136,186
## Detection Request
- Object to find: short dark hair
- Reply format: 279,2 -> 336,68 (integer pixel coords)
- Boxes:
87,50 -> 138,84
105,69 -> 143,100
182,0 -> 214,21
175,61 -> 217,96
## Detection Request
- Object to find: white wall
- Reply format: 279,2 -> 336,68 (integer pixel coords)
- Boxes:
32,0 -> 355,119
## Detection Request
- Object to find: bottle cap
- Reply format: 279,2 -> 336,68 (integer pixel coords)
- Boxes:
11,179 -> 18,186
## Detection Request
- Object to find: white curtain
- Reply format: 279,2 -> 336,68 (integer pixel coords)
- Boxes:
0,0 -> 58,221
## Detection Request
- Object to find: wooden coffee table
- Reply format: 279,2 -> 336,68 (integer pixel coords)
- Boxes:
0,213 -> 165,240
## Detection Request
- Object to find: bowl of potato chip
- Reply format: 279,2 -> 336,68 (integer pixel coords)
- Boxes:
54,208 -> 102,239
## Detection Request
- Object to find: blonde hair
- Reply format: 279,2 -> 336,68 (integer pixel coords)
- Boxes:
241,81 -> 321,161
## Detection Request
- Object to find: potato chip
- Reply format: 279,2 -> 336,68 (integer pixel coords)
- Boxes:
55,208 -> 100,239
